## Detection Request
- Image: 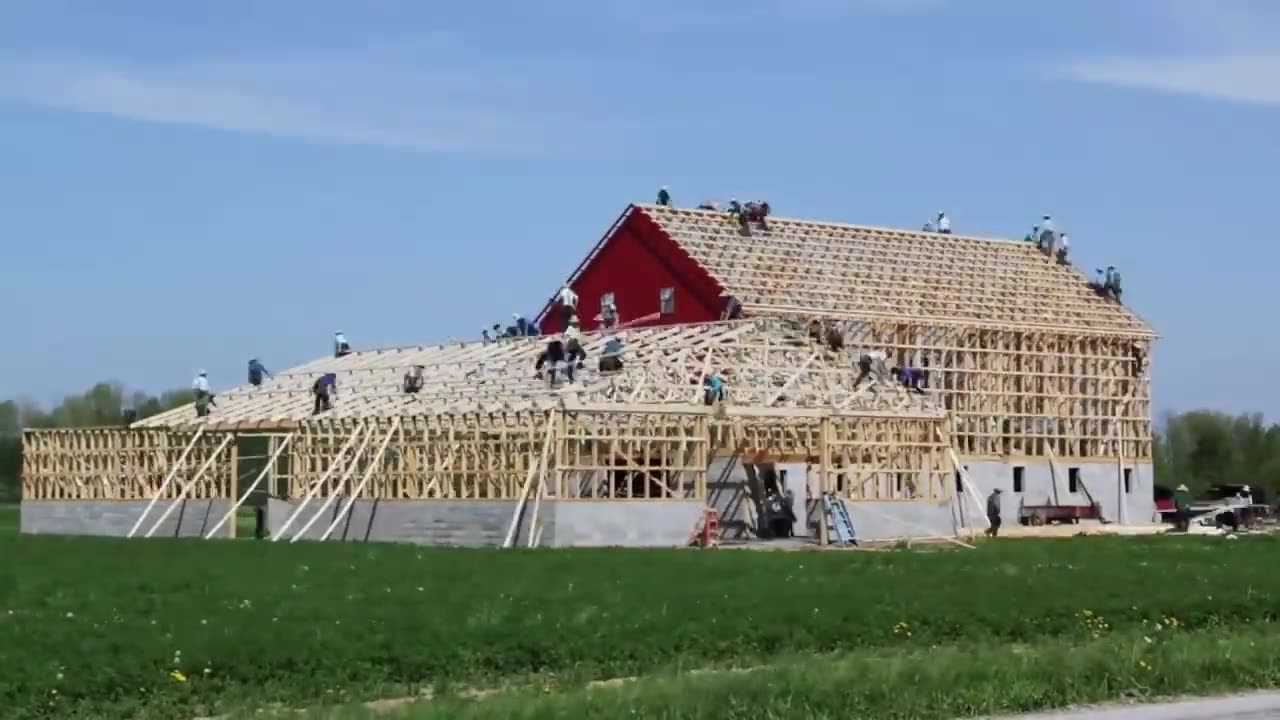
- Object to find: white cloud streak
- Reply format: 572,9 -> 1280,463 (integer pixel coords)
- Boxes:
0,54 -> 551,154
1060,51 -> 1280,107
1055,1 -> 1280,108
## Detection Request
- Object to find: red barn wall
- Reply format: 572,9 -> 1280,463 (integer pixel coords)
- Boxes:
541,209 -> 723,334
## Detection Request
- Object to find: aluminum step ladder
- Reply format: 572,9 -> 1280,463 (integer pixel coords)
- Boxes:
823,494 -> 857,547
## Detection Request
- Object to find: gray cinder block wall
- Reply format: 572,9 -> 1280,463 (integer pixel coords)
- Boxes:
266,498 -> 705,548
20,499 -> 230,538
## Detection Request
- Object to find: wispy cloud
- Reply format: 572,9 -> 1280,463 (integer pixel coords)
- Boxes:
0,51 -> 558,154
1060,51 -> 1280,107
1055,1 -> 1280,108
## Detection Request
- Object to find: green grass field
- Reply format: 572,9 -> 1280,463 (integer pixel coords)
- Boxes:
0,504 -> 17,534
1,516 -> 1277,719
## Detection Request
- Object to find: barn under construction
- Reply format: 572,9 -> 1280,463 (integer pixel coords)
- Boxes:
19,203 -> 1155,546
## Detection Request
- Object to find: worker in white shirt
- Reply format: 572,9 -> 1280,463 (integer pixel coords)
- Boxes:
334,331 -> 351,358
852,350 -> 889,391
1056,233 -> 1070,264
563,325 -> 586,382
192,370 -> 216,417
557,286 -> 578,329
936,211 -> 951,235
1038,214 -> 1055,254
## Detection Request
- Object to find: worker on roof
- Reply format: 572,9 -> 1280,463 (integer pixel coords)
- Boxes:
727,198 -> 742,217
247,358 -> 271,388
1090,268 -> 1106,294
192,370 -> 216,418
403,365 -> 425,394
936,211 -> 951,235
1037,215 -> 1055,254
557,285 -> 578,329
563,325 -> 586,383
536,338 -> 566,386
807,319 -> 823,345
656,185 -> 671,207
825,324 -> 845,354
891,366 -> 927,394
1056,233 -> 1070,264
986,488 -> 1003,537
312,373 -> 337,415
852,350 -> 889,392
334,331 -> 351,358
697,200 -> 719,211
1023,225 -> 1039,243
703,372 -> 724,406
1104,266 -> 1122,302
600,334 -> 624,373
599,296 -> 619,329
739,200 -> 771,232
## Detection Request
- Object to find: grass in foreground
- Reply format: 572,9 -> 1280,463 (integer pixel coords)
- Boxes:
1,533 -> 1277,719
317,623 -> 1280,720
0,504 -> 17,534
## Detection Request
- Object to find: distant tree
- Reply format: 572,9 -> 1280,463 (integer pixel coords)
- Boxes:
0,382 -> 191,500
1154,410 -> 1280,497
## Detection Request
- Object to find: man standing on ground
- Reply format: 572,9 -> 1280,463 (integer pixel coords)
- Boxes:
986,488 -> 1003,537
1173,484 -> 1193,532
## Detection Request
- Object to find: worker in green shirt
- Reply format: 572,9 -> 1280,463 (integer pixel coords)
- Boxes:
1173,484 -> 1193,532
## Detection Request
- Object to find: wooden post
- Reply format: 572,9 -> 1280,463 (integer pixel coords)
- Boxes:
273,423 -> 368,542
127,426 -> 205,538
505,413 -> 555,548
321,418 -> 401,541
227,435 -> 239,538
143,434 -> 234,538
288,428 -> 376,543
204,433 -> 294,540
818,415 -> 830,546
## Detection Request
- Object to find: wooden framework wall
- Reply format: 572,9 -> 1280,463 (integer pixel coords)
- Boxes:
22,428 -> 235,500
831,321 -> 1152,461
21,406 -> 953,504
727,412 -> 951,502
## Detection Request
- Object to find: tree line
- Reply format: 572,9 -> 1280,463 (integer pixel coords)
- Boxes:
0,382 -> 192,501
2,382 -> 1277,502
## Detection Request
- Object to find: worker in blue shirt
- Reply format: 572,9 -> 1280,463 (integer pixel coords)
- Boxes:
247,358 -> 271,388
703,373 -> 724,406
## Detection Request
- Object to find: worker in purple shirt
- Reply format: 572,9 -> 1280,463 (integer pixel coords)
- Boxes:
312,373 -> 337,414
892,366 -> 928,394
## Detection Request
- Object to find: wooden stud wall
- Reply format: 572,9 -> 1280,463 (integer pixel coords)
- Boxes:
22,428 -> 235,500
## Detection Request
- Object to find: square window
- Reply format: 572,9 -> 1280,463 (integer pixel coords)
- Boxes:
1068,467 -> 1080,493
659,287 -> 675,315
1012,466 -> 1025,493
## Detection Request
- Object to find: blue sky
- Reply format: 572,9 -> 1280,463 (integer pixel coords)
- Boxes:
0,0 -> 1276,420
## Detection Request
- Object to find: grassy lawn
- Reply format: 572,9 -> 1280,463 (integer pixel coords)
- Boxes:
298,624 -> 1280,720
1,531 -> 1277,719
0,504 -> 17,535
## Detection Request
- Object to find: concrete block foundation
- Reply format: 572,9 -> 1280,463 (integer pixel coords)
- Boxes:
266,498 -> 705,547
20,499 -> 230,538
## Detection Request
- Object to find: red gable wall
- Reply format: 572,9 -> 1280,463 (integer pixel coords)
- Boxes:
539,207 -> 723,333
